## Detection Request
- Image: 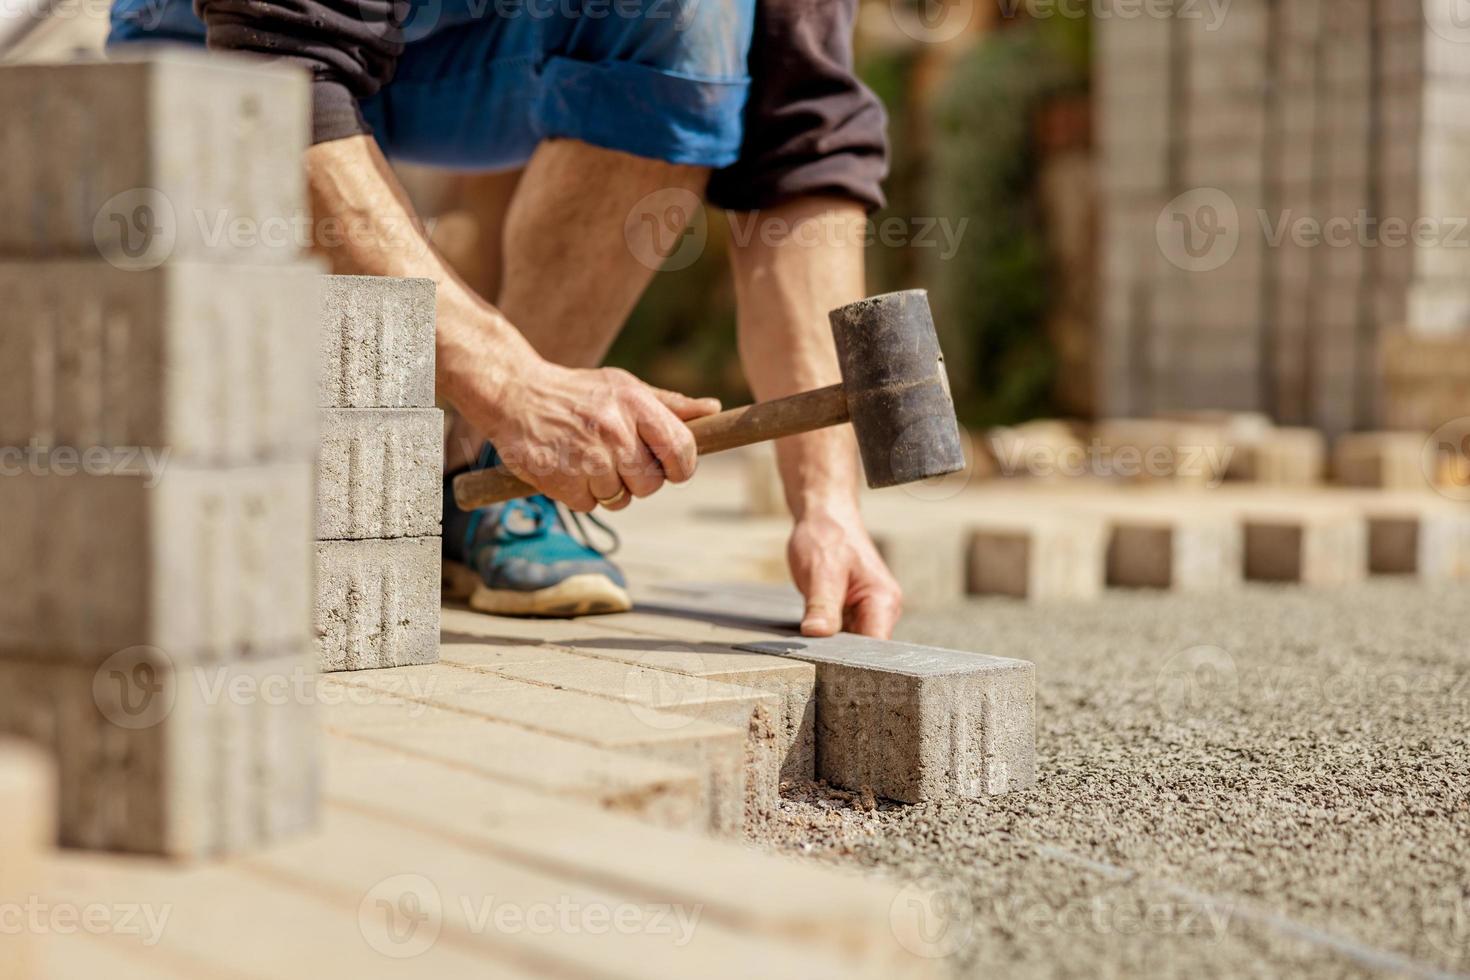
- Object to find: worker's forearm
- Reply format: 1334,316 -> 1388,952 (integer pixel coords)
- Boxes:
303,135 -> 539,420
730,197 -> 866,520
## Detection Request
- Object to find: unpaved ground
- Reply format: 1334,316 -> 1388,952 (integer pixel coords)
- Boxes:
750,579 -> 1470,979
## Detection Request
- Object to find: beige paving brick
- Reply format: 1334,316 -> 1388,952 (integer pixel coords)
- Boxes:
247,806 -> 898,980
315,537 -> 440,672
0,463 -> 313,662
441,605 -> 817,781
41,850 -> 520,978
320,688 -> 707,832
871,525 -> 967,610
0,261 -> 320,464
336,665 -> 746,835
0,52 -> 307,264
316,408 -> 442,540
318,275 -> 436,409
446,647 -> 783,815
323,738 -> 940,978
0,740 -> 51,980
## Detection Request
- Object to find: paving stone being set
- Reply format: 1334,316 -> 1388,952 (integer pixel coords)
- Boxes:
313,275 -> 443,671
0,52 -> 320,855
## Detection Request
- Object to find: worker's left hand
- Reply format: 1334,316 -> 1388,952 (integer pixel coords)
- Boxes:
787,505 -> 902,639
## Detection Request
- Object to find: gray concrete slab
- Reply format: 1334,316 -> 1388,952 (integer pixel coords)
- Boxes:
738,634 -> 1036,803
314,537 -> 440,671
318,275 -> 436,409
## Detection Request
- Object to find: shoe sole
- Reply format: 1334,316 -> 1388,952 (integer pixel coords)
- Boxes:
441,561 -> 632,617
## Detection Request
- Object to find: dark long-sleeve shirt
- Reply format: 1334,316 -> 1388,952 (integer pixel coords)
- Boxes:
194,0 -> 888,210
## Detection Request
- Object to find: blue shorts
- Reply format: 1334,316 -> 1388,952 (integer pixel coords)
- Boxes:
108,0 -> 755,170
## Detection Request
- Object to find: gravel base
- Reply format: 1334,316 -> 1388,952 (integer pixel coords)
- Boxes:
748,579 -> 1470,979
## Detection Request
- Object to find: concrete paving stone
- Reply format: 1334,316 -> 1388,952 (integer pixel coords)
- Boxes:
742,445 -> 786,516
320,688 -> 708,831
1359,497 -> 1470,579
0,51 -> 307,265
442,605 -> 819,782
1333,431 -> 1432,489
0,740 -> 51,980
736,633 -> 1036,804
968,515 -> 1107,600
1228,427 -> 1327,485
444,647 -> 783,815
1243,511 -> 1368,586
318,275 -> 436,408
1093,419 -> 1232,485
316,408 -> 443,540
323,738 -> 939,978
0,463 -> 312,662
337,664 -> 747,835
315,537 -> 440,672
871,525 -> 967,610
0,261 -> 320,464
0,651 -> 316,856
41,850 -> 522,979
248,806 -> 900,980
1104,510 -> 1244,592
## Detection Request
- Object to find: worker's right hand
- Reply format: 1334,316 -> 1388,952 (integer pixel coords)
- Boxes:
480,360 -> 721,512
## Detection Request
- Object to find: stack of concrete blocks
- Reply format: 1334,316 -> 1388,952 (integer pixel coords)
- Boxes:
1094,0 -> 1175,417
315,276 -> 443,671
1095,0 -> 1470,432
0,52 -> 320,855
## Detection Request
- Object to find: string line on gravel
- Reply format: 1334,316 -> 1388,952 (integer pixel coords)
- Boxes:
1025,840 -> 1469,980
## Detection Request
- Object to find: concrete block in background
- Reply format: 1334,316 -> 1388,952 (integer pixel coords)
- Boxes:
1364,501 -> 1470,579
871,526 -> 967,609
743,446 -> 786,517
316,408 -> 443,540
0,740 -> 51,980
0,464 -> 313,662
1106,515 -> 1244,592
0,652 -> 317,856
318,276 -> 436,409
1093,419 -> 1231,486
0,261 -> 320,464
315,537 -> 440,671
738,634 -> 1035,803
0,52 -> 307,265
983,420 -> 1084,479
1333,431 -> 1431,489
969,515 -> 1107,600
1229,427 -> 1327,485
1243,512 -> 1368,585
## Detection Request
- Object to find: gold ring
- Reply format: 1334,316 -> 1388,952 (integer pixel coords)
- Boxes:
595,487 -> 629,507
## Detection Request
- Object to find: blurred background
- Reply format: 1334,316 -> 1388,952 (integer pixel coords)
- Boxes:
13,0 -> 1467,440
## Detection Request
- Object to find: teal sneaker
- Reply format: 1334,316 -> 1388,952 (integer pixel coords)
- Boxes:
441,450 -> 631,617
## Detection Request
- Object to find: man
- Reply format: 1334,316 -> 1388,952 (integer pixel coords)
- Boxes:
110,0 -> 904,637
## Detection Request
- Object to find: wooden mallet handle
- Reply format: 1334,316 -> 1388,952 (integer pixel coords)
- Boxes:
452,383 -> 849,510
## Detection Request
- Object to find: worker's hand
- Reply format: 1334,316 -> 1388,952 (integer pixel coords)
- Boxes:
788,505 -> 902,639
485,359 -> 720,512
